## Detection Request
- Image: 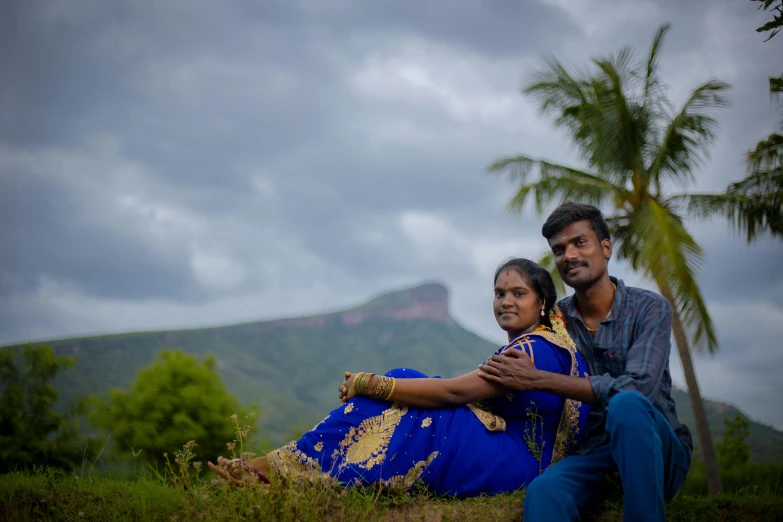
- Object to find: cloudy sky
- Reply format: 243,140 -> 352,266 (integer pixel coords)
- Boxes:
2,0 -> 782,427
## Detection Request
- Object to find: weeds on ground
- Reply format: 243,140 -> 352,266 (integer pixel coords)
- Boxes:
3,469 -> 783,522
3,413 -> 783,521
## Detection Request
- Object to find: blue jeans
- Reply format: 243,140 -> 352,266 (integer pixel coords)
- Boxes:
523,391 -> 691,522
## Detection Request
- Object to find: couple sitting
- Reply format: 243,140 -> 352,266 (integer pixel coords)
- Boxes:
209,203 -> 692,522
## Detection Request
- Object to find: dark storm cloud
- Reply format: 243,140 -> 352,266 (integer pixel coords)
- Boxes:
300,0 -> 575,57
0,163 -> 203,301
694,227 -> 783,307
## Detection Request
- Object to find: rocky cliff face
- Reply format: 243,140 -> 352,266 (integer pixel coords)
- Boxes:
340,283 -> 450,324
208,283 -> 452,337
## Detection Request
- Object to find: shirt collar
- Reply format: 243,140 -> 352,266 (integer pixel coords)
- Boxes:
560,276 -> 627,323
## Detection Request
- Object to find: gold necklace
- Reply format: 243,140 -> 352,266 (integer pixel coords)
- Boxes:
584,283 -> 617,333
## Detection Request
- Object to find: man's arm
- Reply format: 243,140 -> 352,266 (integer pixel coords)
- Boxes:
478,296 -> 673,410
477,349 -> 600,406
535,368 -> 600,406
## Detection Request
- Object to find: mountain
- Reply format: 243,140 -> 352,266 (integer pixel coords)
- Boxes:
18,283 -> 498,444
670,388 -> 783,462
5,282 -> 783,460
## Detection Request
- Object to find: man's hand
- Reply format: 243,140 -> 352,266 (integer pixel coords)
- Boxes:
477,348 -> 539,391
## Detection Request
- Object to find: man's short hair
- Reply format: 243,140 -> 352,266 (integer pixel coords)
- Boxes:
541,202 -> 611,242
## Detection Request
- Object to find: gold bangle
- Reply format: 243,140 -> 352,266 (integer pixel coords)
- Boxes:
354,372 -> 374,396
352,372 -> 365,395
369,375 -> 395,400
369,375 -> 386,399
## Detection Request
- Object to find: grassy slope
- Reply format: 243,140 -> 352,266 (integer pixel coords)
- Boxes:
43,317 -> 498,445
671,389 -> 783,462
2,469 -> 782,522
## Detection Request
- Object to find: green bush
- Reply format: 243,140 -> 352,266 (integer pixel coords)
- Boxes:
717,413 -> 751,470
89,350 -> 257,467
0,345 -> 95,472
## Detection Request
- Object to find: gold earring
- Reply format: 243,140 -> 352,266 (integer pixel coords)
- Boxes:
540,309 -> 545,317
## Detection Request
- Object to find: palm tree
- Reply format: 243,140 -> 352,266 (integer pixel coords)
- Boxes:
537,250 -> 567,299
752,0 -> 783,41
680,74 -> 782,242
489,24 -> 727,495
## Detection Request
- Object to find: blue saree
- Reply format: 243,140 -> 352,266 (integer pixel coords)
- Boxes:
267,327 -> 591,496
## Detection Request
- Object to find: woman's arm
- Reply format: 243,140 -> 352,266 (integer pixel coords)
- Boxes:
341,337 -> 563,408
362,370 -> 509,409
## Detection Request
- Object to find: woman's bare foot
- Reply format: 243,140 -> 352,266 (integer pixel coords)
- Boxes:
208,456 -> 270,486
207,461 -> 242,486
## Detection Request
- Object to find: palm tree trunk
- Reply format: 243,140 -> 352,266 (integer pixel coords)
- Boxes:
657,279 -> 722,495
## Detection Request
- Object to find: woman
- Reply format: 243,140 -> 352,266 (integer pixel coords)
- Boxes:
209,258 -> 591,497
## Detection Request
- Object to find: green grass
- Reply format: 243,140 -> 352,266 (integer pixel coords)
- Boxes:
2,469 -> 783,522
682,462 -> 783,496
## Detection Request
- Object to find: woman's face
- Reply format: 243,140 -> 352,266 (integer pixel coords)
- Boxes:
493,268 -> 542,339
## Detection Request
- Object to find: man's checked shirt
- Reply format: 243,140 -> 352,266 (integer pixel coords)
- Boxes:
558,277 -> 694,455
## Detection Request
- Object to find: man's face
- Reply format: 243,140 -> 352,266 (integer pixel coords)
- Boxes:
547,220 -> 611,289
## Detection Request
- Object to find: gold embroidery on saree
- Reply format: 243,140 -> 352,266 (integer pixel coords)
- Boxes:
421,417 -> 432,428
516,337 -> 536,364
267,441 -> 332,482
467,402 -> 506,431
382,451 -> 439,492
498,321 -> 585,464
527,326 -> 584,464
334,403 -> 408,470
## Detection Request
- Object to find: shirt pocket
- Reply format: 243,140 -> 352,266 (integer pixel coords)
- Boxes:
602,345 -> 627,376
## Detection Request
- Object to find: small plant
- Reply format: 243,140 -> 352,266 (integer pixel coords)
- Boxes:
164,440 -> 201,490
227,411 -> 257,462
523,404 -> 545,474
130,447 -> 143,477
717,413 -> 751,470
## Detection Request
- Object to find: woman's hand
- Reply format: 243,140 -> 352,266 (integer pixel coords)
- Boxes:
338,371 -> 357,403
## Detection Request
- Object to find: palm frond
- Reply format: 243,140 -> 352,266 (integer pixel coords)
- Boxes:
524,56 -> 590,120
674,168 -> 783,242
745,131 -> 782,172
639,24 -> 673,165
529,168 -> 609,213
591,50 -> 647,177
753,0 -> 783,41
536,250 -> 567,299
771,74 -> 783,97
647,80 -> 730,187
730,165 -> 783,193
616,200 -> 717,353
643,23 -> 670,106
488,156 -> 625,213
524,57 -> 632,181
487,155 -> 537,184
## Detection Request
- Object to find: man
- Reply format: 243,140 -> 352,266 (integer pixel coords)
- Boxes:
478,202 -> 692,522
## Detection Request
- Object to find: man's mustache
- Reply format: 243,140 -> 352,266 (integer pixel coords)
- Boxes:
563,261 -> 588,272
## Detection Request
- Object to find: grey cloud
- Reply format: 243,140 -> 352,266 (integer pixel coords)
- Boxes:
0,171 -> 203,301
303,0 -> 575,58
695,230 -> 783,307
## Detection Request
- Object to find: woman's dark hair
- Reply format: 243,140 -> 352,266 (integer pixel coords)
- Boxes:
493,258 -> 557,327
541,202 -> 611,243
